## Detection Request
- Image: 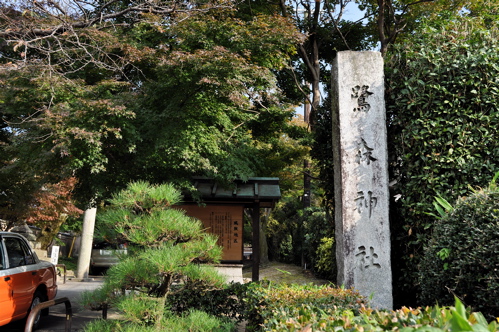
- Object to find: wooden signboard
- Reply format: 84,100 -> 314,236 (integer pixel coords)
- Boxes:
177,205 -> 244,261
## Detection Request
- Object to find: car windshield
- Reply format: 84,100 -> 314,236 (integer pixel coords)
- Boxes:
93,242 -> 126,250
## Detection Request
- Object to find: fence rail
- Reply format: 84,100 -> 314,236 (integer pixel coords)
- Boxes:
56,264 -> 67,284
24,297 -> 72,332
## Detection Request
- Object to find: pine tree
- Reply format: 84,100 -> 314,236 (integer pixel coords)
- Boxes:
82,181 -> 227,330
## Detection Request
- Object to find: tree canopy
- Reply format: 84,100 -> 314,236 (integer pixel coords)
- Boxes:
0,0 -> 305,226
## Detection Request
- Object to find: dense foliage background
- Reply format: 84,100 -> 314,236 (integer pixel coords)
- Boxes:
385,12 -> 499,306
0,0 -> 305,223
1,0 -> 499,316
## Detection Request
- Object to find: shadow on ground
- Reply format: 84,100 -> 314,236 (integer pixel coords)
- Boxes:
244,261 -> 331,285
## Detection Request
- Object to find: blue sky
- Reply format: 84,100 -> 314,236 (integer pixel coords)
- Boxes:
342,2 -> 366,22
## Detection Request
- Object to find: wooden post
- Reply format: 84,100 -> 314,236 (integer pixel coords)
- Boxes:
252,201 -> 260,282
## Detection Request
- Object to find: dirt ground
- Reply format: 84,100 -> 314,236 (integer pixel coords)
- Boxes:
243,260 -> 331,285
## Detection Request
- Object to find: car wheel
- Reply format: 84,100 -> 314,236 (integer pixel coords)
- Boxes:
28,291 -> 47,329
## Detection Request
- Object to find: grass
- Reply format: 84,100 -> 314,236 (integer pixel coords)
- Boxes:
58,256 -> 78,271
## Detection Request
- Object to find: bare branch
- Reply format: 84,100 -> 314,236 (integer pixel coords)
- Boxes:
378,0 -> 434,55
324,0 -> 353,50
0,0 -> 234,77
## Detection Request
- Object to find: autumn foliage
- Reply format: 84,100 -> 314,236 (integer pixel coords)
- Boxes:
26,177 -> 83,248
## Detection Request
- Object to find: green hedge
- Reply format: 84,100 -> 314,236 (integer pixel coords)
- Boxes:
85,281 -> 498,331
419,184 -> 499,319
167,281 -> 247,322
243,282 -> 366,331
165,281 -> 366,331
258,297 -> 497,331
385,14 -> 499,304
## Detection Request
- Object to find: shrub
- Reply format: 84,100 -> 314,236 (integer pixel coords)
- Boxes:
161,280 -> 499,331
302,207 -> 335,280
167,281 -> 247,322
313,237 -> 335,280
83,310 -> 235,332
243,282 -> 366,331
167,281 -> 365,330
385,14 -> 499,305
260,297 -> 498,331
419,182 -> 499,319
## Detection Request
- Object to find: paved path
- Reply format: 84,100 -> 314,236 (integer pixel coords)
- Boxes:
2,277 -> 114,331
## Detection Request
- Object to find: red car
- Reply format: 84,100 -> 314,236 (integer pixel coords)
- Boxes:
0,232 -> 58,328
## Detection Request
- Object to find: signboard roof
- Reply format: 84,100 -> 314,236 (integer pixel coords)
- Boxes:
185,177 -> 281,207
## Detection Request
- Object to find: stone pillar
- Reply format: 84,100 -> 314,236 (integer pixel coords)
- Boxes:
332,51 -> 392,309
76,206 -> 96,279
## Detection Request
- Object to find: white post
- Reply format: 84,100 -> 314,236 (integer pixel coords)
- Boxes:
76,206 -> 97,279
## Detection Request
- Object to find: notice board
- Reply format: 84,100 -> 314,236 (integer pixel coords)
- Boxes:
177,205 -> 244,261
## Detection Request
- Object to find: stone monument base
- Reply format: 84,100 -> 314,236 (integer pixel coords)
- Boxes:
213,264 -> 244,283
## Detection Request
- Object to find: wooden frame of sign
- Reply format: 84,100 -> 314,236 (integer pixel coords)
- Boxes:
176,205 -> 244,262
180,177 -> 281,282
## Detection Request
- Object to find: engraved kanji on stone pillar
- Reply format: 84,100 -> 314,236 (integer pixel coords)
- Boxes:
352,85 -> 374,112
332,51 -> 392,309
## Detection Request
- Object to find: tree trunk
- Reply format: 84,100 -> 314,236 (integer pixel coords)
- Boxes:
155,274 -> 172,329
303,159 -> 311,208
303,99 -> 312,208
259,208 -> 271,265
38,214 -> 68,250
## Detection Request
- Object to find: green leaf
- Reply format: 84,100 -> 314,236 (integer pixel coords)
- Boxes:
489,171 -> 499,190
430,195 -> 454,219
471,312 -> 489,327
471,324 -> 491,332
434,196 -> 453,213
450,297 -> 473,331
